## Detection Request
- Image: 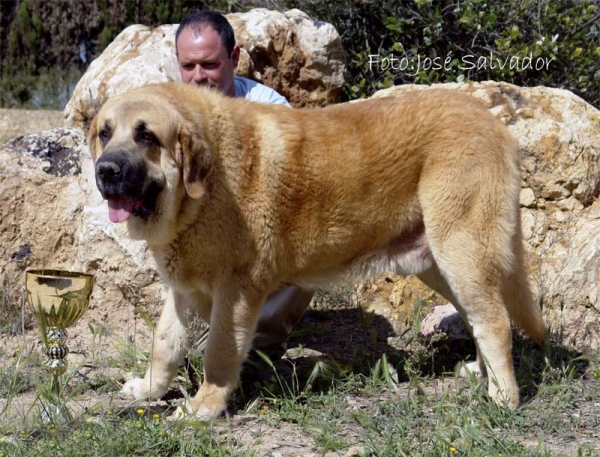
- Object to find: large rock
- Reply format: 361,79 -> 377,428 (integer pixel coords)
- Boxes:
0,128 -> 162,334
361,82 -> 600,349
64,8 -> 346,131
2,81 -> 599,350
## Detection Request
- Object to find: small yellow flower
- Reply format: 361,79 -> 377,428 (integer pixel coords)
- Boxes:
450,447 -> 456,453
499,454 -> 503,457
19,430 -> 26,436
85,418 -> 94,424
136,408 -> 144,416
107,410 -> 113,415
153,413 -> 160,420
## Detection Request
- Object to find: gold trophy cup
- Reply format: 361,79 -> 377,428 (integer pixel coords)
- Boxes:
25,269 -> 94,422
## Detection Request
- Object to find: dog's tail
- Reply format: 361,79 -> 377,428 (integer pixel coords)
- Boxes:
502,209 -> 546,344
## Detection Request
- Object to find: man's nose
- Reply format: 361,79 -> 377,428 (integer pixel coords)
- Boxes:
193,65 -> 207,83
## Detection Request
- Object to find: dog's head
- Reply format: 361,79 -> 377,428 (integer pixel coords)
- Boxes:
89,84 -> 213,242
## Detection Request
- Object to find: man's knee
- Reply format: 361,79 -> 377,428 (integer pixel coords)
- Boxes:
253,286 -> 314,351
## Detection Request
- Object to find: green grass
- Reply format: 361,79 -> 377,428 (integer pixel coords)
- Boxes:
0,414 -> 251,457
0,287 -> 598,456
0,341 -> 598,456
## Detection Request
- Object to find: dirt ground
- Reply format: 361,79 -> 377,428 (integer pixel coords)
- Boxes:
0,109 -> 65,145
1,291 -> 599,456
0,287 -> 426,457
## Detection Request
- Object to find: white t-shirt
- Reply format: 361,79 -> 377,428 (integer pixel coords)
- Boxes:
234,76 -> 291,107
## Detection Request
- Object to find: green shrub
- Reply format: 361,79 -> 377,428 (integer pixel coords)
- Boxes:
287,0 -> 600,106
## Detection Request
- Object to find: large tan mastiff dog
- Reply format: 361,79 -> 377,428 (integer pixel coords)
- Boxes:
89,82 -> 545,419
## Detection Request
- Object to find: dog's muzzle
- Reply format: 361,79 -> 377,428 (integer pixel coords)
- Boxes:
95,152 -> 159,223
95,152 -> 146,199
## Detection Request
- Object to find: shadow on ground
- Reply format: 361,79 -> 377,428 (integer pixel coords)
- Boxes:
169,305 -> 589,415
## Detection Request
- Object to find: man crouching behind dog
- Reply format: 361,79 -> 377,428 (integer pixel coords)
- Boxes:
173,11 -> 314,379
89,16 -> 545,420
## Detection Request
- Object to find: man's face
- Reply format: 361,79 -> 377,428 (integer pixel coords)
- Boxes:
176,25 -> 239,97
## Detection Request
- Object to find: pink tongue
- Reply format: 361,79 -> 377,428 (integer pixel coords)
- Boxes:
107,198 -> 134,223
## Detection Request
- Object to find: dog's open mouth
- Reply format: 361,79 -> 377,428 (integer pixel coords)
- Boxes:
107,198 -> 143,223
104,181 -> 162,224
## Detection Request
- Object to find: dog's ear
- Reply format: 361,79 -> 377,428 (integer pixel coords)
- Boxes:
177,126 -> 213,199
87,100 -> 105,160
88,115 -> 99,161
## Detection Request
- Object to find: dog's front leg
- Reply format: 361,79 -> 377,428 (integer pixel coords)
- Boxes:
185,279 -> 263,420
121,288 -> 199,400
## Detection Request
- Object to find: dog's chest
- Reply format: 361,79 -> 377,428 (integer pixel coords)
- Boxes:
151,241 -> 212,292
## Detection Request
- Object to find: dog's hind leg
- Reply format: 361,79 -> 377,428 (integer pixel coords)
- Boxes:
417,198 -> 544,405
416,140 -> 527,407
422,234 -> 519,407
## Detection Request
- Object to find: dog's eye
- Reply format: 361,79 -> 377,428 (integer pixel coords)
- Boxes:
137,129 -> 159,147
98,128 -> 110,144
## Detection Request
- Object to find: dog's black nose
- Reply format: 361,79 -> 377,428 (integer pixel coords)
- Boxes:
95,152 -> 148,201
96,160 -> 122,182
95,153 -> 133,186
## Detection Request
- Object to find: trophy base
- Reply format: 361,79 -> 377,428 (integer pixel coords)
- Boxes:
40,402 -> 72,424
37,370 -> 72,424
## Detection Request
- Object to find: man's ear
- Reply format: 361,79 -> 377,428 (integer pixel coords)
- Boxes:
231,45 -> 240,69
177,126 -> 213,199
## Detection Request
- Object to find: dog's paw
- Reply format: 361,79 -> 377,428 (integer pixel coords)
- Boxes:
120,378 -> 150,400
169,398 -> 226,421
192,399 -> 227,421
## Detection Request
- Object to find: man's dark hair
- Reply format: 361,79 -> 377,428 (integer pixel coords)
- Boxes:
175,11 -> 236,57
